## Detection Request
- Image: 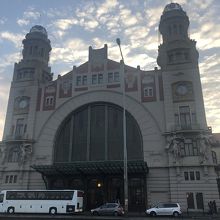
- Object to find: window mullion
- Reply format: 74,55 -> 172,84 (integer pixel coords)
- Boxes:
87,106 -> 91,161
105,105 -> 108,160
68,115 -> 74,162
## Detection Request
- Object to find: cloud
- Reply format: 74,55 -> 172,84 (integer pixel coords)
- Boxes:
96,0 -> 119,18
0,52 -> 20,70
23,10 -> 41,20
17,7 -> 41,27
53,18 -> 78,30
17,19 -> 30,26
50,38 -> 88,66
145,6 -> 163,28
0,32 -> 24,48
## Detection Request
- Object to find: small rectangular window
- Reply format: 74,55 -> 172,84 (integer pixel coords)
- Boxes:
195,171 -> 200,180
13,175 -> 17,183
144,87 -> 153,97
5,175 -> 9,183
92,75 -> 97,84
190,171 -> 195,180
98,74 -> 103,84
49,97 -> 53,105
9,175 -> 13,183
76,76 -> 82,86
108,72 -> 113,83
184,172 -> 189,180
114,72 -> 119,82
82,75 -> 87,85
45,96 -> 54,106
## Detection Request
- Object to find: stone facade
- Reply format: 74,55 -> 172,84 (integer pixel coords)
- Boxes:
0,3 -> 220,212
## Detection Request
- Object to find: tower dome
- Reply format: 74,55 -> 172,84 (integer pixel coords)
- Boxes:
163,2 -> 183,14
22,25 -> 51,65
157,2 -> 199,69
30,25 -> 48,37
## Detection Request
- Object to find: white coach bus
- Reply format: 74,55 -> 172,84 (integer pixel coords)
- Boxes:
0,189 -> 84,214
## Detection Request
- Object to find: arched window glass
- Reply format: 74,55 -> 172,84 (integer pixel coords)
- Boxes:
54,103 -> 143,162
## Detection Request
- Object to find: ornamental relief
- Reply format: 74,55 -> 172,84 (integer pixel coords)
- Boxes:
166,133 -> 214,165
14,96 -> 30,114
172,81 -> 194,102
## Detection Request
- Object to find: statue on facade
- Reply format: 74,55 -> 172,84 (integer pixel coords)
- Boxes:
0,144 -> 7,165
198,134 -> 211,164
166,135 -> 183,163
19,144 -> 32,165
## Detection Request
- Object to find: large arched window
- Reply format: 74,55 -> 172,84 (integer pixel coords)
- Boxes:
54,102 -> 143,162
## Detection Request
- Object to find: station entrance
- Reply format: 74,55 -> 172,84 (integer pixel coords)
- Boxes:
32,160 -> 148,211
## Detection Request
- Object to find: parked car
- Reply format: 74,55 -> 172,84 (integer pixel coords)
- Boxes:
91,203 -> 124,216
145,202 -> 181,217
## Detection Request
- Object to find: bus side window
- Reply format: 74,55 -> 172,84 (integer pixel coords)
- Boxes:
37,191 -> 46,200
0,194 -> 4,203
6,191 -> 16,200
62,192 -> 72,200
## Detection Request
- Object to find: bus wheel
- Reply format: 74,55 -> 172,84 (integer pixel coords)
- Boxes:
7,207 -> 15,214
49,207 -> 57,215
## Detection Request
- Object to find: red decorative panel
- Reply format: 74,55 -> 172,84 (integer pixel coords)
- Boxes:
125,71 -> 138,92
43,82 -> 57,111
141,73 -> 156,102
59,81 -> 72,98
58,73 -> 73,98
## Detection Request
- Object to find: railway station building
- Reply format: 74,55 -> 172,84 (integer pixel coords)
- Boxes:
1,2 -> 220,212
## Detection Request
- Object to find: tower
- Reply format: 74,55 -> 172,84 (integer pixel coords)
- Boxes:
1,25 -> 52,178
157,3 -> 207,133
157,3 -> 217,210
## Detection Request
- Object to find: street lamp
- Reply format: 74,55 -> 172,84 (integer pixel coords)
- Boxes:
116,38 -> 128,214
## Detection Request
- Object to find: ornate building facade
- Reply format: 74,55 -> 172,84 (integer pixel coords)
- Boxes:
1,3 -> 220,212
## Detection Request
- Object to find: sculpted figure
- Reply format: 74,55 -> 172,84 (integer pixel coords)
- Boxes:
19,144 -> 32,165
198,134 -> 210,164
172,138 -> 181,161
166,135 -> 182,163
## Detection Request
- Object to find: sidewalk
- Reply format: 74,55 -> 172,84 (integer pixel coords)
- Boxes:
83,211 -> 220,219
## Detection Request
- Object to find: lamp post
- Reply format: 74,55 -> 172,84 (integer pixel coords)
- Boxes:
116,38 -> 128,214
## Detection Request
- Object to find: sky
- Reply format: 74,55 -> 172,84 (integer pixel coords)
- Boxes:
0,0 -> 220,140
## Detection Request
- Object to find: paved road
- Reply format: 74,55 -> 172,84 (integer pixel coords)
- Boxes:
0,213 -> 219,220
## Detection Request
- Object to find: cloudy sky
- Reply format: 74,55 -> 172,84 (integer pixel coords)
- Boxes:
0,0 -> 220,140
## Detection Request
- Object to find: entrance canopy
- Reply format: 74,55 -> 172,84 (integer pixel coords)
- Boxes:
31,160 -> 148,176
